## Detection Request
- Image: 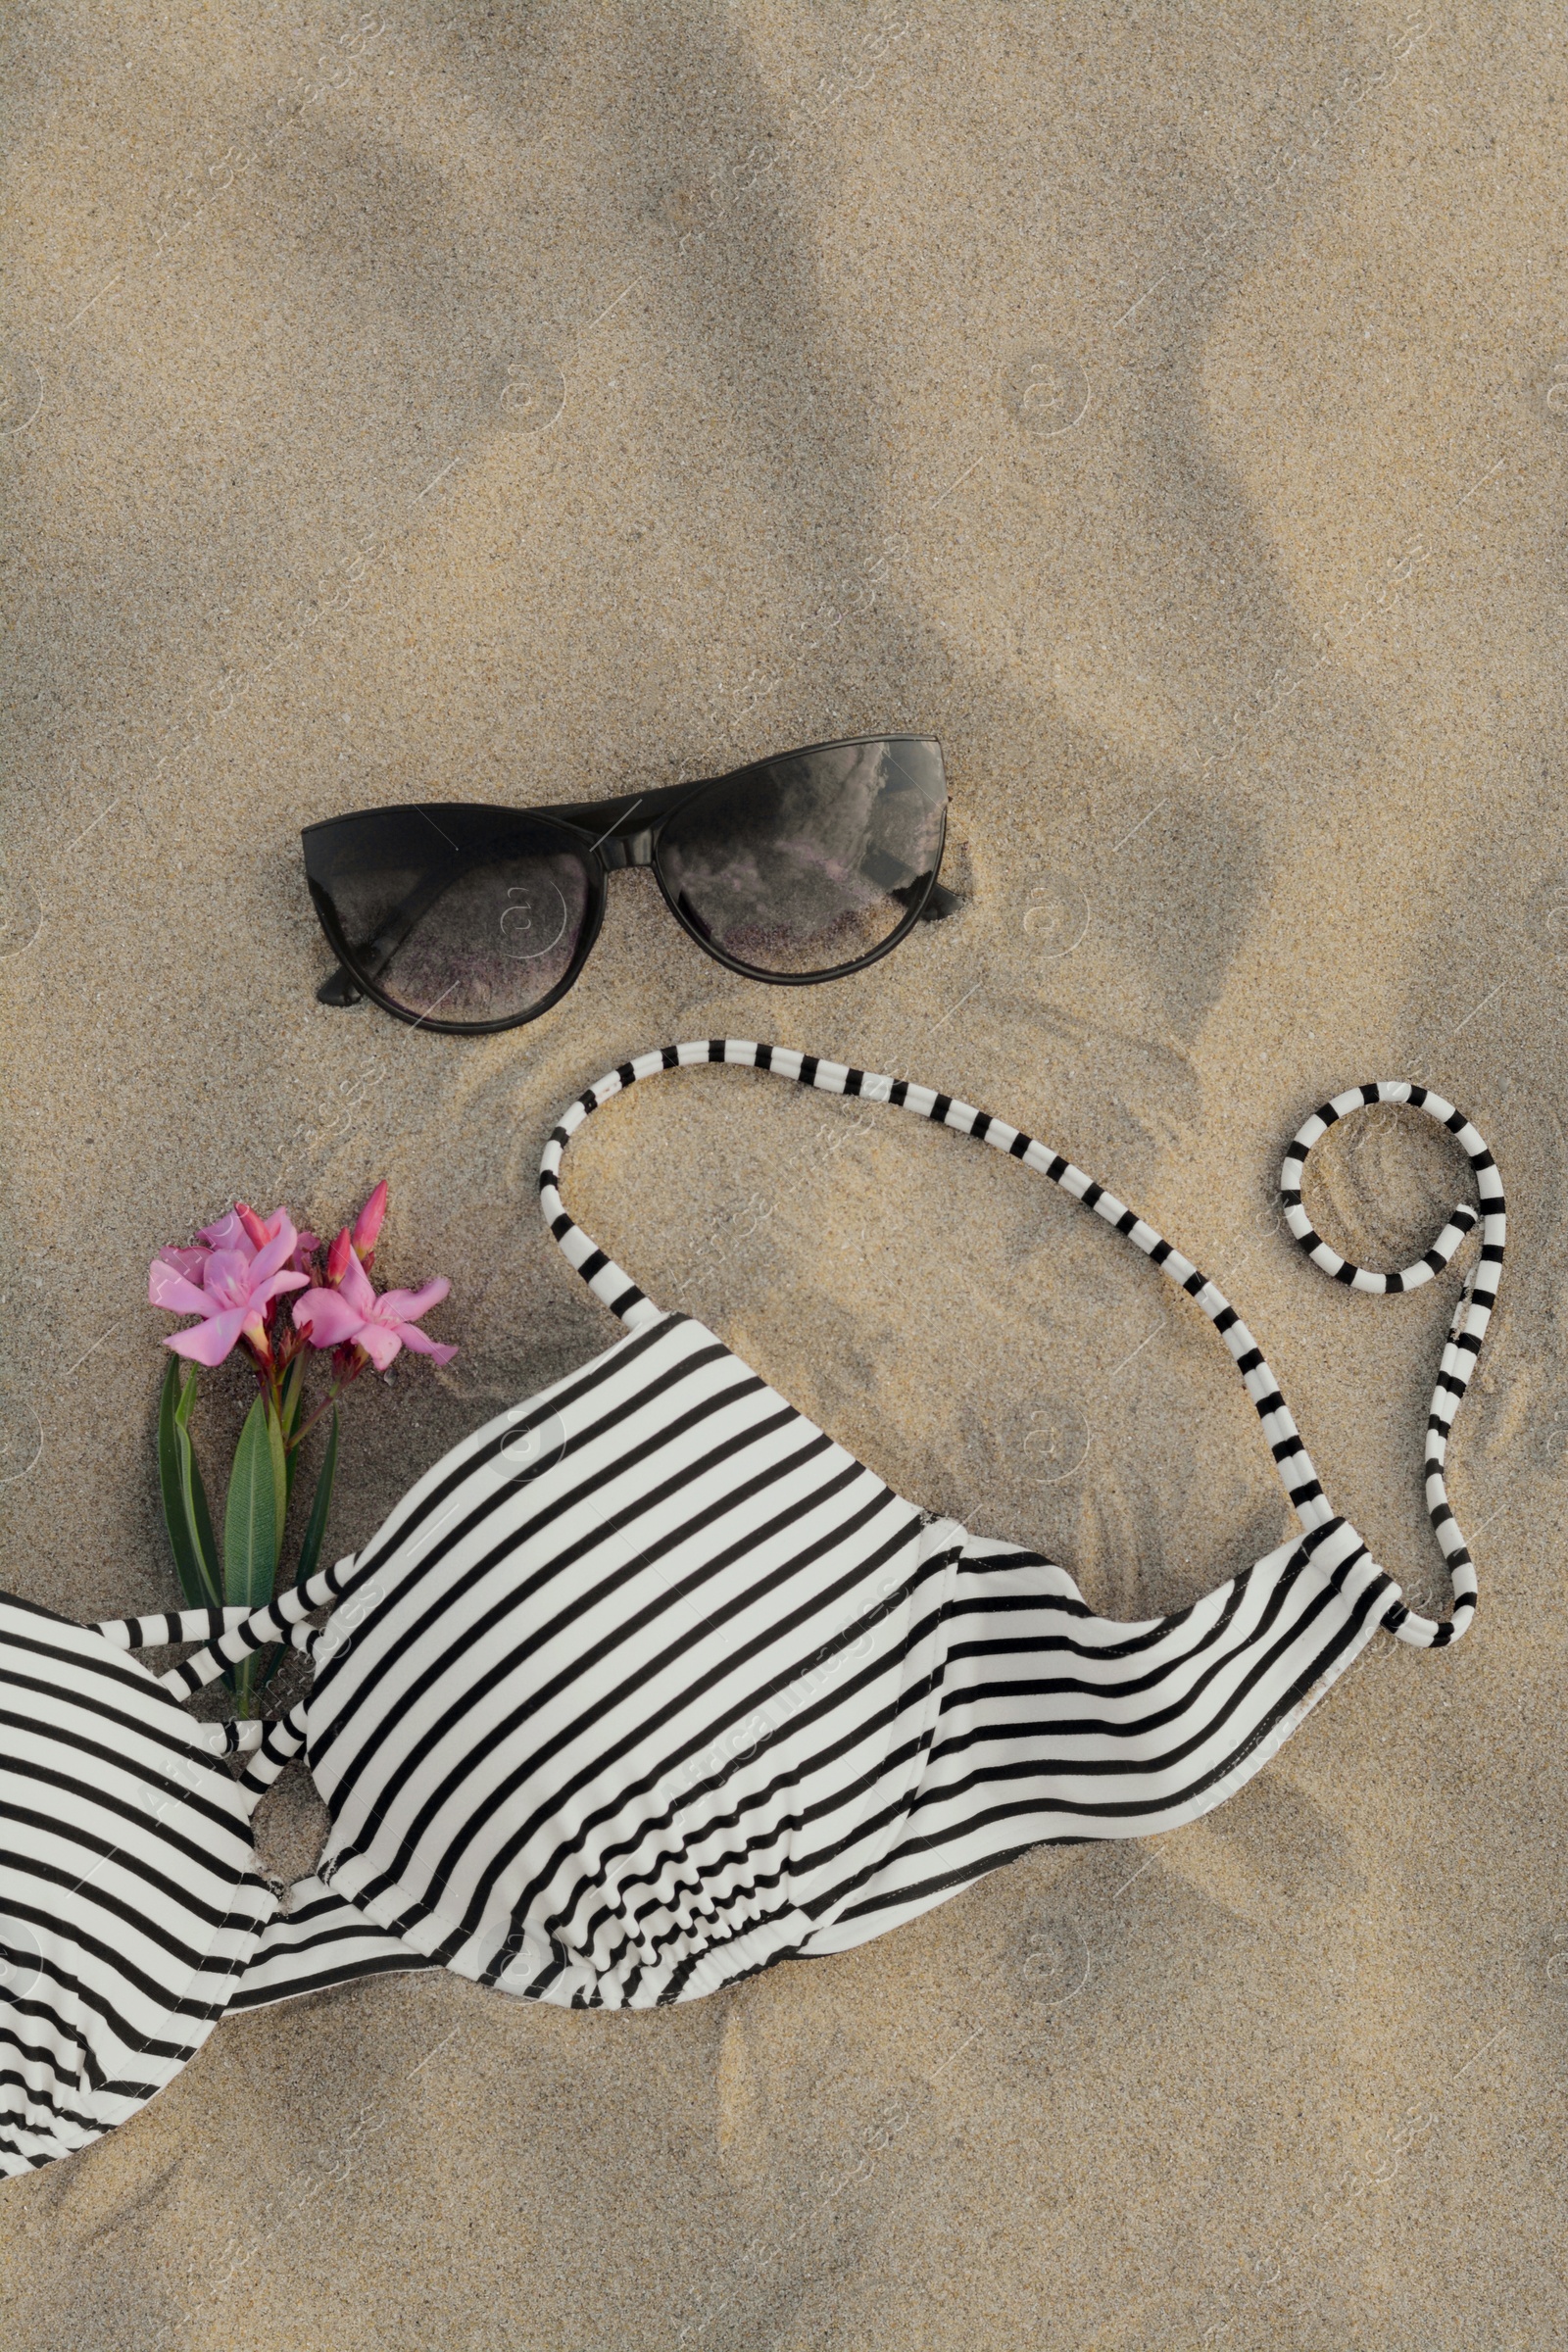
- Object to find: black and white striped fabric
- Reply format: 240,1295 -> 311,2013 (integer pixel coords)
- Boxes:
0,1593 -> 271,2177
0,1047 -> 1502,2172
0,1587 -> 433,2177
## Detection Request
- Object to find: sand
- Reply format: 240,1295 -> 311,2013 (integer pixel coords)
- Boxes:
2,4 -> 1566,2345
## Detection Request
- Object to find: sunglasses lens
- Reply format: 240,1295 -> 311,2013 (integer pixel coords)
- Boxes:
655,738 -> 947,978
305,807 -> 595,1028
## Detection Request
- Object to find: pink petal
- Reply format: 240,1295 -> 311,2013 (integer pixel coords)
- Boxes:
204,1246 -> 253,1287
250,1268 -> 310,1312
356,1320 -> 403,1372
149,1260 -> 212,1315
203,1249 -> 258,1312
199,1209 -> 253,1255
158,1246 -> 212,1283
337,1253 -> 377,1316
375,1278 -> 450,1323
392,1323 -> 458,1365
291,1288 -> 367,1348
249,1218 -> 300,1286
165,1304 -> 250,1365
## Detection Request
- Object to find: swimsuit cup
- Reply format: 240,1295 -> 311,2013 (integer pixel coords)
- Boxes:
0,1042 -> 1502,2175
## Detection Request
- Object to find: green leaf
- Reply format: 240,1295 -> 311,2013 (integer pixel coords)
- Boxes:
278,1350 -> 305,1435
278,1354 -> 306,1505
256,1407 -> 342,1704
157,1358 -> 206,1606
182,1449 -> 221,1609
292,1405 -> 339,1591
223,1396 -> 280,1614
157,1359 -> 221,1607
267,1399 -> 287,1568
173,1369 -> 222,1608
227,1398 -> 285,1719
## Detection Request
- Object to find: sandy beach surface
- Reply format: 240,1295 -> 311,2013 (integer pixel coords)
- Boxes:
3,5 -> 1567,2345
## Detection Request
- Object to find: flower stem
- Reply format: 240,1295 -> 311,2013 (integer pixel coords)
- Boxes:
287,1383 -> 347,1453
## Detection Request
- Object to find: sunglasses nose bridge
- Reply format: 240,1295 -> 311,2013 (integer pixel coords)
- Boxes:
595,826 -> 657,873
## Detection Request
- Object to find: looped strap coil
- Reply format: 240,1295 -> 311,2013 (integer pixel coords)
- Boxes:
1281,1081 -> 1502,1648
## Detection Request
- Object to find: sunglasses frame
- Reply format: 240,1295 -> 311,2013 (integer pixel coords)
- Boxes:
302,732 -> 952,1036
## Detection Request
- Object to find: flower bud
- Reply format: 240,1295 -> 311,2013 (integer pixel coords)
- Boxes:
235,1202 -> 270,1251
351,1180 -> 388,1262
326,1228 -> 353,1285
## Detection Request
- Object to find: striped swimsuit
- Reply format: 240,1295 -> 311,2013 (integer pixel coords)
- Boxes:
0,1044 -> 1502,2173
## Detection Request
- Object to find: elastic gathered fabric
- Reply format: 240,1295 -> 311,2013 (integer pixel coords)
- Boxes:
0,1044 -> 1502,2176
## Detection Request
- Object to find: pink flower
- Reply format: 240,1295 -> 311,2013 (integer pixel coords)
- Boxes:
159,1204 -> 312,1284
149,1214 -> 311,1368
292,1253 -> 456,1372
152,1210 -> 241,1284
325,1227 -> 353,1286
351,1181 -> 388,1264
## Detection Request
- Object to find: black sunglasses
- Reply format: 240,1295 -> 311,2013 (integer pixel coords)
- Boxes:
302,733 -> 954,1035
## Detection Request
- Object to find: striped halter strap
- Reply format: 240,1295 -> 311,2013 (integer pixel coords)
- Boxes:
538,1045 -> 1503,1650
